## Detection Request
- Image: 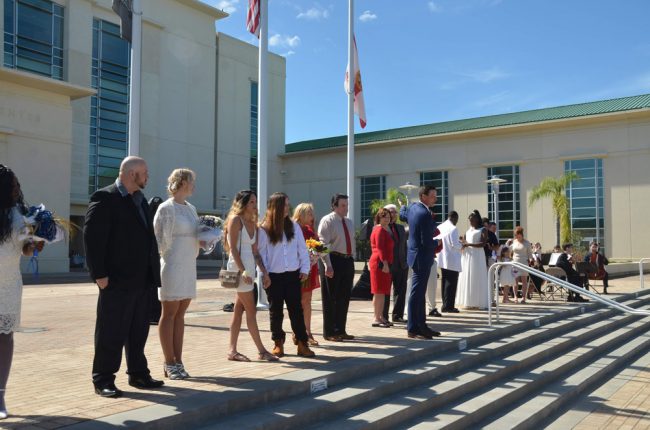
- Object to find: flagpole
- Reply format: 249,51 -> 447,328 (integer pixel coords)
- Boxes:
128,0 -> 142,156
347,0 -> 355,222
256,0 -> 270,309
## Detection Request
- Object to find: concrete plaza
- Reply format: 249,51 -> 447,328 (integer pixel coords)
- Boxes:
3,272 -> 650,429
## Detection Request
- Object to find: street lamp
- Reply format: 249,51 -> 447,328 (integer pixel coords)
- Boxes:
399,181 -> 418,204
485,176 -> 506,239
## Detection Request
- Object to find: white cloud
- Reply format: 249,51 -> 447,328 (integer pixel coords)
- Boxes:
269,34 -> 301,49
428,2 -> 441,13
208,0 -> 239,14
461,67 -> 510,83
359,10 -> 377,22
297,6 -> 330,20
282,50 -> 296,57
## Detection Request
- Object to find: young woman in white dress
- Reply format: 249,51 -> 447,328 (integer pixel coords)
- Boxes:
457,210 -> 489,310
498,246 -> 517,304
153,168 -> 200,379
224,190 -> 277,362
0,165 -> 43,418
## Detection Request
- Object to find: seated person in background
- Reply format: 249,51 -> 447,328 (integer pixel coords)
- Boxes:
530,242 -> 545,294
584,241 -> 609,294
556,243 -> 588,303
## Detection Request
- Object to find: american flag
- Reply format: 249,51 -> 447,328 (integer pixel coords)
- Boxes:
247,0 -> 260,38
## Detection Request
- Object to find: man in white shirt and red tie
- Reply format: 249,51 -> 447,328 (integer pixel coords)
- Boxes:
318,194 -> 356,342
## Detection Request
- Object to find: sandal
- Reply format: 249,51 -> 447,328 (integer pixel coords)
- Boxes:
307,334 -> 319,346
223,303 -> 234,312
258,350 -> 279,362
227,352 -> 251,362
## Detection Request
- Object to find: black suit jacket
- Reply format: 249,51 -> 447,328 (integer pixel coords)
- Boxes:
389,223 -> 408,271
83,184 -> 161,289
556,253 -> 578,278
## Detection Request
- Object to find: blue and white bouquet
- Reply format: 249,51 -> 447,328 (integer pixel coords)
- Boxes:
19,204 -> 72,244
197,215 -> 224,254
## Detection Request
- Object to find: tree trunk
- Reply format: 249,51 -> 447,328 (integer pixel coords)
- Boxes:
555,216 -> 561,247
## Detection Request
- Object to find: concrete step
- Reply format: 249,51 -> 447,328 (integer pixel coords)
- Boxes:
196,295 -> 650,430
481,325 -> 650,429
542,347 -> 650,429
404,315 -> 650,430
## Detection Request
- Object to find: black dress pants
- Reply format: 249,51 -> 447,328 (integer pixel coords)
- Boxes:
92,285 -> 152,385
267,271 -> 308,343
441,268 -> 459,311
320,254 -> 355,337
388,266 -> 408,320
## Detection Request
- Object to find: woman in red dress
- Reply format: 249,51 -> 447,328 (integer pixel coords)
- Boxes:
292,203 -> 321,346
369,208 -> 394,328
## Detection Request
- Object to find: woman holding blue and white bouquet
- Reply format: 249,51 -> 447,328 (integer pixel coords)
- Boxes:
0,165 -> 45,419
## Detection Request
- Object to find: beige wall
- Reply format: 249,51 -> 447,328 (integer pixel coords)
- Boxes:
281,114 -> 650,258
215,33 -> 285,212
0,70 -> 93,272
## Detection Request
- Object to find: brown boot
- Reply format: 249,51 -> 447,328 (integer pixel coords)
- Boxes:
272,339 -> 284,358
297,340 -> 315,358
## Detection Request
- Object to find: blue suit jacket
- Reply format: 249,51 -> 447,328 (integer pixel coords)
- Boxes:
400,202 -> 438,271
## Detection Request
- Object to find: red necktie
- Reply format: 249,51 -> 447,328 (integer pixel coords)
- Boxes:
342,218 -> 352,255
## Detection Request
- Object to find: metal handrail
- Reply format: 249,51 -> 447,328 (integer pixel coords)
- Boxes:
640,258 -> 650,289
487,261 -> 650,326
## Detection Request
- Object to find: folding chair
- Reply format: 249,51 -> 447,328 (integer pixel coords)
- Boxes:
544,267 -> 568,301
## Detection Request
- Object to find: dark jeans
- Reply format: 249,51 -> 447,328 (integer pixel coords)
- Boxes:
267,271 -> 308,343
92,286 -> 152,386
407,264 -> 432,334
441,268 -> 459,311
320,254 -> 355,337
388,266 -> 409,320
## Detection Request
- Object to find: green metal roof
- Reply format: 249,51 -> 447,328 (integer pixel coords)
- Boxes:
285,93 -> 650,154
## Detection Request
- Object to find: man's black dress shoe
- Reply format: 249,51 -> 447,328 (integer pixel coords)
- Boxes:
339,333 -> 355,340
392,317 -> 407,323
424,327 -> 441,337
428,309 -> 442,317
94,383 -> 123,398
407,331 -> 428,340
128,375 -> 165,389
442,308 -> 460,313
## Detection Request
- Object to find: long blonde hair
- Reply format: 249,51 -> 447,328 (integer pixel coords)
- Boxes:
292,203 -> 314,228
223,190 -> 257,253
167,168 -> 195,196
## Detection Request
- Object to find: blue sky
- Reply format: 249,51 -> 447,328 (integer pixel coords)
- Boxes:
200,0 -> 650,144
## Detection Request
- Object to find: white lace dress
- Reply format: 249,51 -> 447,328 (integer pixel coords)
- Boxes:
226,217 -> 256,293
0,207 -> 26,334
153,199 -> 200,301
457,227 -> 489,309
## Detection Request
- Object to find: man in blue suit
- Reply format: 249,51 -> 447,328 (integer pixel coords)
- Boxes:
399,185 -> 441,339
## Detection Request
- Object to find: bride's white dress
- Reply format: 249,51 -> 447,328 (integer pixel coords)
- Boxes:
457,227 -> 489,309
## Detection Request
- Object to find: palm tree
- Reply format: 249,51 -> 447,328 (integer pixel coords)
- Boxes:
528,171 -> 579,246
369,187 -> 407,222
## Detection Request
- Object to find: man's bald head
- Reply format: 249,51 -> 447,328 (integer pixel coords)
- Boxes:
120,156 -> 146,175
118,156 -> 148,193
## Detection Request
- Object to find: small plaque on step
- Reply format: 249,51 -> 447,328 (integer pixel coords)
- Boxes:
458,340 -> 467,351
311,378 -> 328,393
534,319 -> 540,327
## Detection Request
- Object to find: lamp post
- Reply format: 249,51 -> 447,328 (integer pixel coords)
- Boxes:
399,181 -> 418,205
485,176 -> 506,239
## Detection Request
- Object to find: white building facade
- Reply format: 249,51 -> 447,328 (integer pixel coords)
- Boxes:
0,0 -> 285,272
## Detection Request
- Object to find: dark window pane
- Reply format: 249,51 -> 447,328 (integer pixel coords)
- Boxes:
101,32 -> 129,67
17,3 -> 51,44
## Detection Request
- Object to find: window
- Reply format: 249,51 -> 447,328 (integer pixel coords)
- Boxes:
360,176 -> 385,223
420,171 -> 448,224
487,166 -> 520,242
89,19 -> 130,195
4,0 -> 64,79
250,81 -> 258,192
565,158 -> 605,249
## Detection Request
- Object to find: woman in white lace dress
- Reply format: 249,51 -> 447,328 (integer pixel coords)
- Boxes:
457,210 -> 489,310
153,169 -> 200,380
224,190 -> 277,362
0,165 -> 43,419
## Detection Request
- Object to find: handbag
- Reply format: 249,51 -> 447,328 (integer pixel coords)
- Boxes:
219,217 -> 243,289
